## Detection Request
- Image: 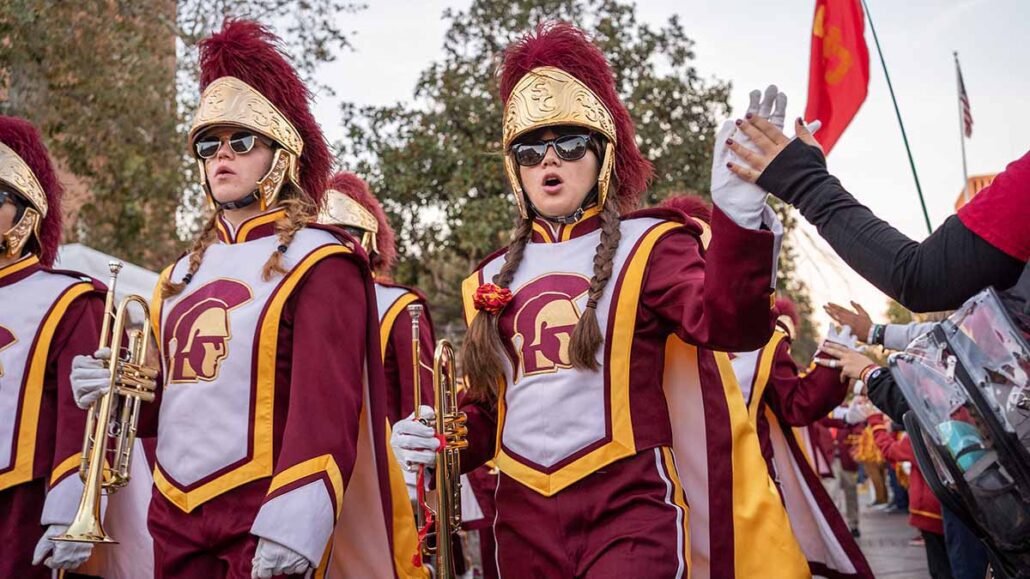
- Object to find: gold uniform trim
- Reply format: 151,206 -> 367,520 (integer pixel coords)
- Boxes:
379,292 -> 419,362
0,141 -> 48,217
746,331 -> 788,421
470,221 -> 680,496
267,453 -> 345,517
0,282 -> 93,491
154,244 -> 352,512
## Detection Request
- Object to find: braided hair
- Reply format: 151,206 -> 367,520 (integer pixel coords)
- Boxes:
463,134 -> 624,401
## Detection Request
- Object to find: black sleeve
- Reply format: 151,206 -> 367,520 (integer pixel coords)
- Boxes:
866,370 -> 909,424
756,140 -> 1025,312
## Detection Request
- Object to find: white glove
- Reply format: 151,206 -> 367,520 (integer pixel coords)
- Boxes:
845,400 -> 876,425
824,324 -> 860,351
32,524 -> 93,570
70,348 -> 112,409
711,85 -> 787,230
391,405 -> 440,471
251,537 -> 311,578
831,407 -> 849,420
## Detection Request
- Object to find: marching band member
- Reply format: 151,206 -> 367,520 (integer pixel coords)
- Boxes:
663,192 -> 873,577
317,171 -> 434,425
0,115 -> 103,576
392,22 -> 807,578
71,21 -> 420,578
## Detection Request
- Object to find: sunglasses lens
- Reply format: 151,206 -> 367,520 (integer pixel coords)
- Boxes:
555,135 -> 589,161
195,139 -> 221,159
229,133 -> 257,154
513,143 -> 546,166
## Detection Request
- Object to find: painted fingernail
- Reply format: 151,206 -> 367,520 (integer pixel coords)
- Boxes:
735,119 -> 742,126
726,162 -> 733,169
745,113 -> 753,119
796,117 -> 803,124
725,138 -> 734,145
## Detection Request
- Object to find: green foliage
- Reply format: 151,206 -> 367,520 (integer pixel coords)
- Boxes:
885,299 -> 914,324
1,1 -> 182,266
339,0 -> 734,333
0,0 -> 362,269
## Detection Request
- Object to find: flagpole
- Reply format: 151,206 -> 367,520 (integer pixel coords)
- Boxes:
954,51 -> 971,205
860,0 -> 933,234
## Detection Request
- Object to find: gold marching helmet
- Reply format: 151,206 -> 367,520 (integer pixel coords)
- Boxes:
0,140 -> 47,259
187,20 -> 332,212
189,76 -> 302,211
502,66 -> 617,219
499,23 -> 652,219
317,189 -> 380,255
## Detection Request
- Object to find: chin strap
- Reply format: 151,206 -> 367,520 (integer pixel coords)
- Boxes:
214,189 -> 261,211
528,189 -> 598,225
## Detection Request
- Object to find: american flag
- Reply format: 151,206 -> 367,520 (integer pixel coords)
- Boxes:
957,61 -> 973,138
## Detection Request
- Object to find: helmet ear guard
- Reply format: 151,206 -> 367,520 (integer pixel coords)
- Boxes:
1,206 -> 40,259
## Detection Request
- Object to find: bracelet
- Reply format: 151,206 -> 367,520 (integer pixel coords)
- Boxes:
859,364 -> 881,384
870,324 -> 886,346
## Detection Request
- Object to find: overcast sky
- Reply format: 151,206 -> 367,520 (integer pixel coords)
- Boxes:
310,0 -> 1030,332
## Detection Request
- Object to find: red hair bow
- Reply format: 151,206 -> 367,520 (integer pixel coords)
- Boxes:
474,283 -> 513,315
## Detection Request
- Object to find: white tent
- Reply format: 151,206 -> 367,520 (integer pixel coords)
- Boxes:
54,243 -> 159,324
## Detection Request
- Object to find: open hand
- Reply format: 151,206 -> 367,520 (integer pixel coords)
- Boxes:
824,302 -> 873,342
726,116 -> 824,183
815,342 -> 877,381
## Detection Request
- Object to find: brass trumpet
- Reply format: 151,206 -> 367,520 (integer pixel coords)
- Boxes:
408,304 -> 468,578
54,261 -> 158,544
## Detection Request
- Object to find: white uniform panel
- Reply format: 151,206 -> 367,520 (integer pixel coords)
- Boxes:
479,218 -> 662,468
157,228 -> 340,486
0,266 -> 81,471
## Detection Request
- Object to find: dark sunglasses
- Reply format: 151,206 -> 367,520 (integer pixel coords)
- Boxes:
511,134 -> 591,167
194,131 -> 265,160
0,188 -> 24,209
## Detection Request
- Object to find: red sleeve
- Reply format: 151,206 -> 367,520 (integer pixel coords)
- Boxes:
765,340 -> 849,426
641,207 -> 776,352
46,290 -> 105,485
957,149 -> 1030,261
273,255 -> 367,490
458,394 -> 498,474
820,416 -> 848,429
868,414 -> 914,463
383,300 -> 435,425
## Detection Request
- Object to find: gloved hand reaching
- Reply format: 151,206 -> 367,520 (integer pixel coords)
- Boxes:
711,85 -> 787,230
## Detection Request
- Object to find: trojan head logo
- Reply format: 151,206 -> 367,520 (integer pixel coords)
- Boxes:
0,325 -> 15,378
504,274 -> 590,381
164,279 -> 252,383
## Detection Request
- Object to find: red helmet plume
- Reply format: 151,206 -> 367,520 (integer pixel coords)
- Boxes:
0,116 -> 62,266
775,296 -> 800,328
198,19 -> 331,205
499,22 -> 652,213
660,193 -> 713,224
327,172 -> 397,275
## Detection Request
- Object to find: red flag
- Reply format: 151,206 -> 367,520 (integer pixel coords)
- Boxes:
804,0 -> 870,155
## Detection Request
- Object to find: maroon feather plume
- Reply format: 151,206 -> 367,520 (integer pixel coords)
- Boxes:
0,116 -> 62,266
500,22 -> 652,214
328,172 -> 396,275
198,20 -> 330,205
775,296 -> 800,328
660,193 -> 712,224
